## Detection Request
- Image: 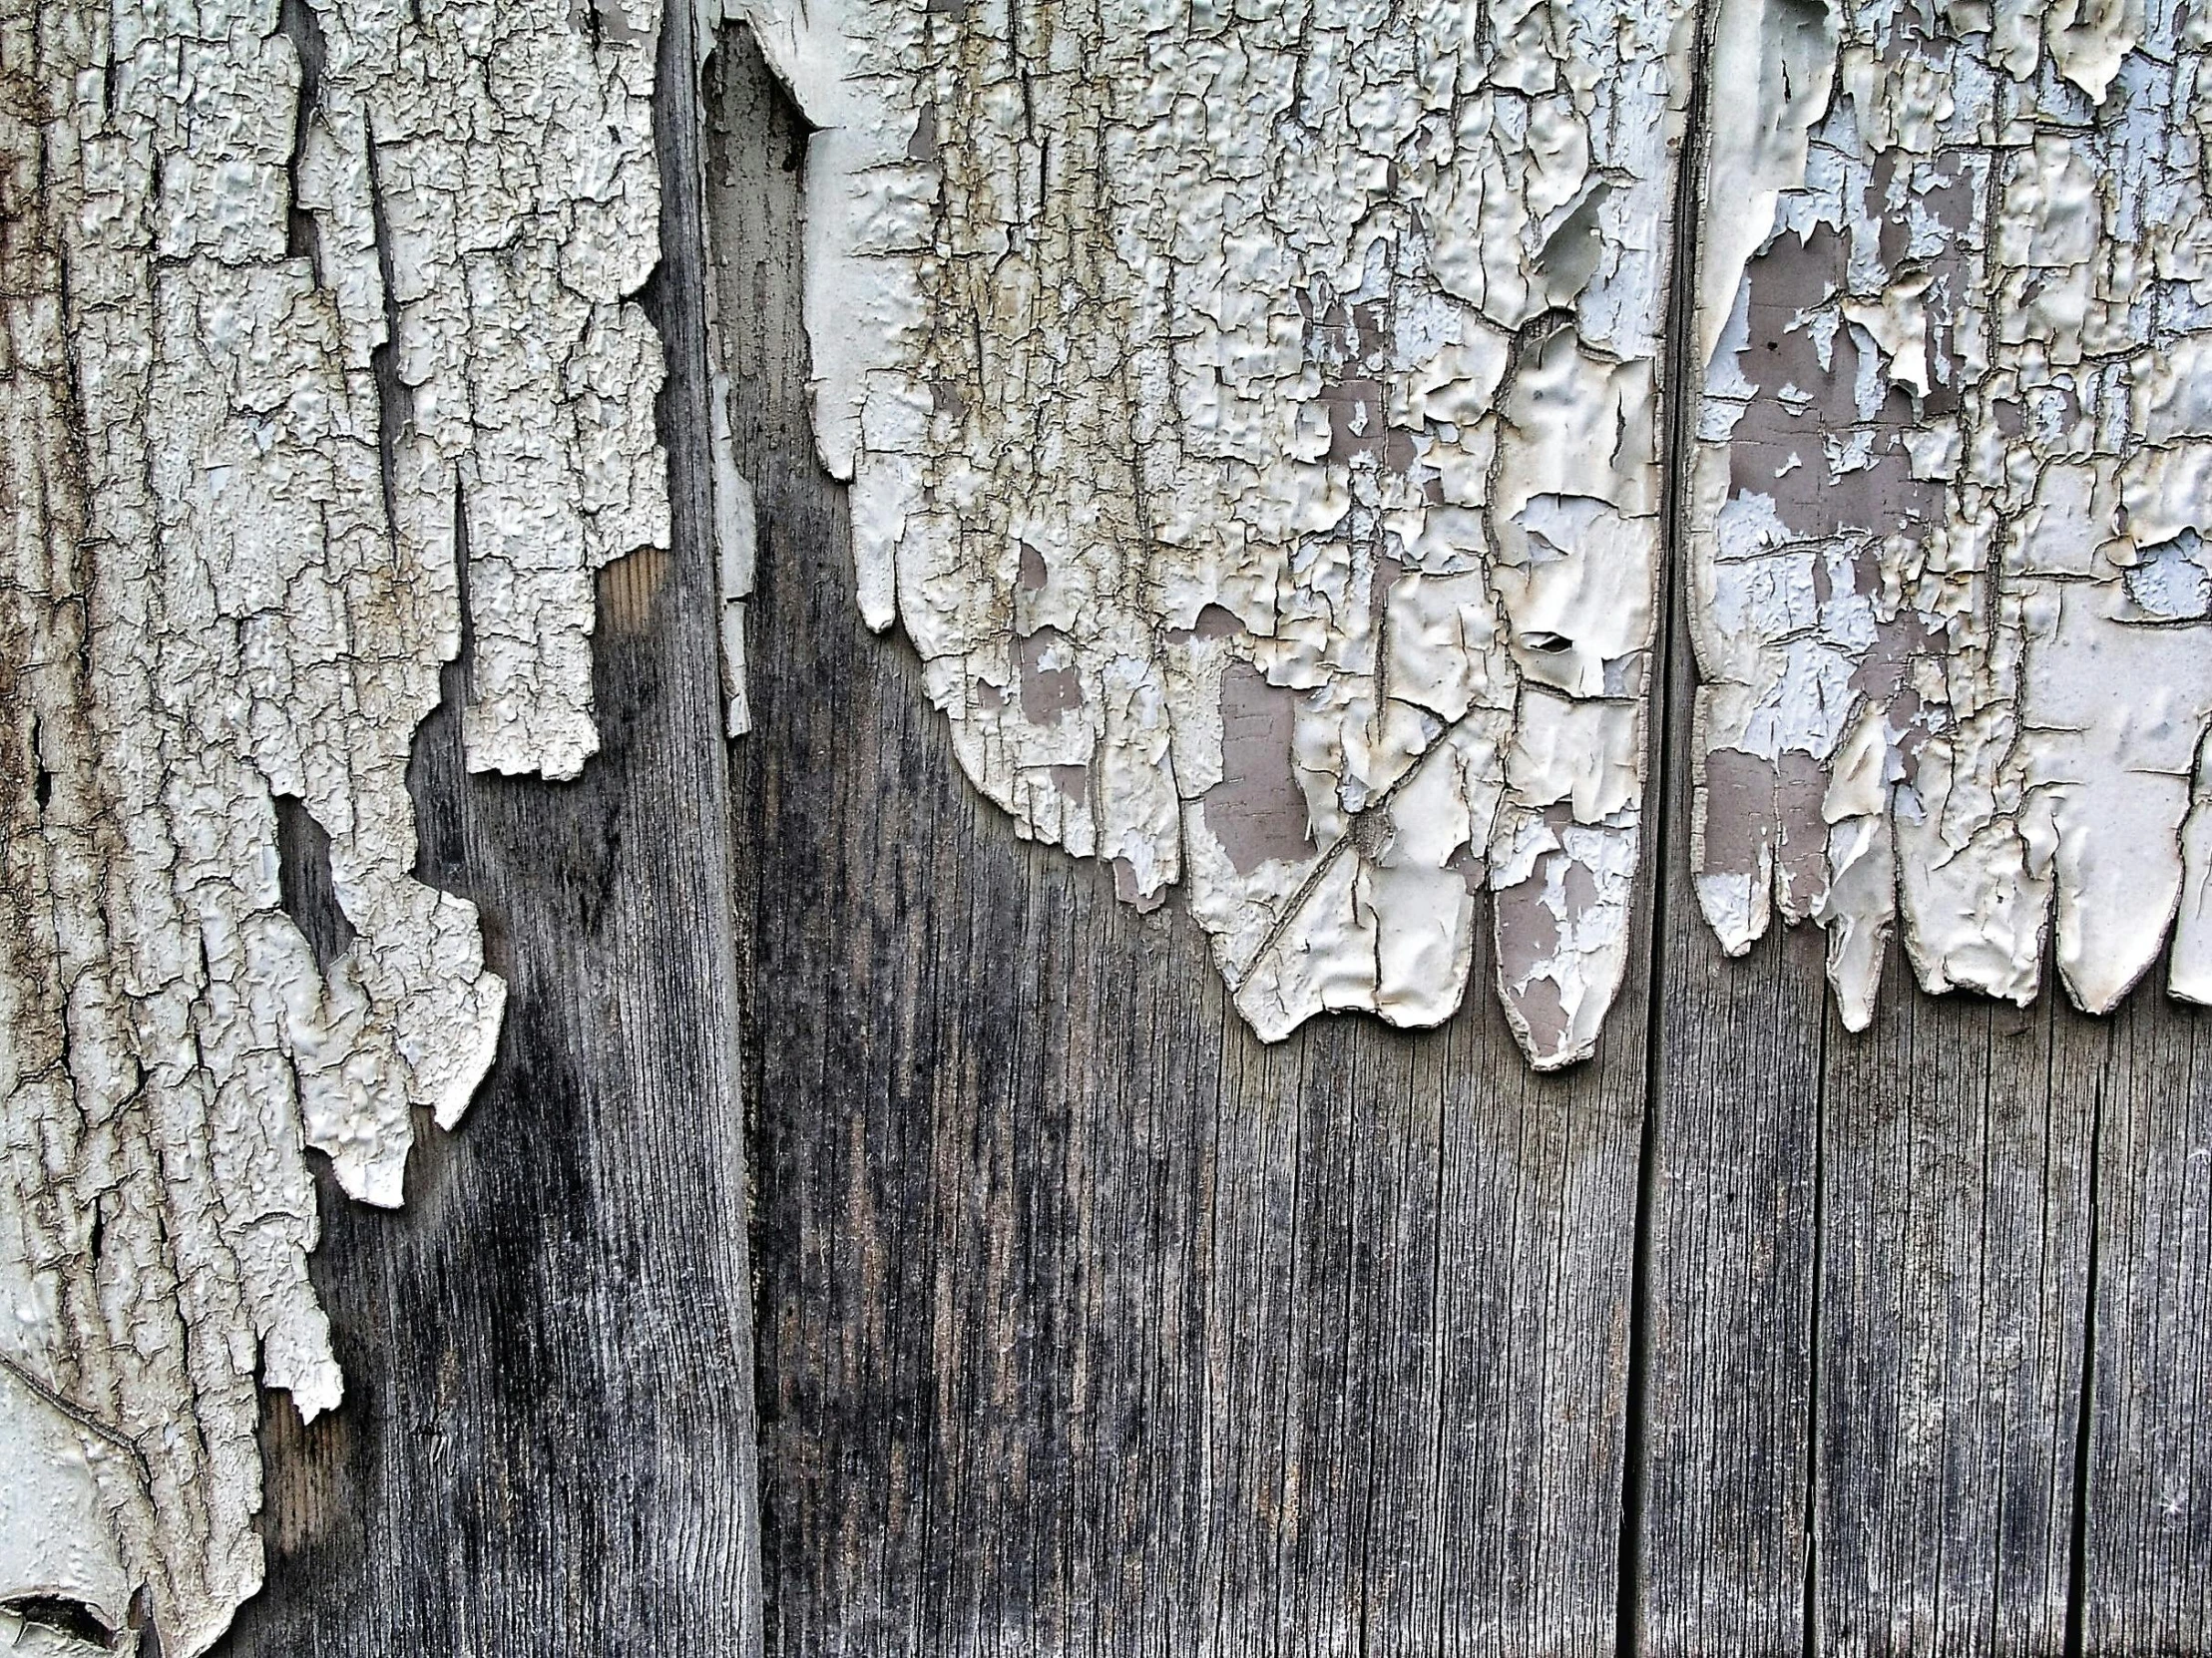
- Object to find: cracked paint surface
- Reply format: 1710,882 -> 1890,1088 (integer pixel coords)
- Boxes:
0,0 -> 666,1649
713,0 -> 1690,1068
1689,0 -> 2212,1028
716,0 -> 2212,1054
9,0 -> 2208,1645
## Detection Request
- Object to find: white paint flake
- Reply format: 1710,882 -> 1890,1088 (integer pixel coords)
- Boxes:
715,0 -> 1691,1068
1688,0 -> 2212,1030
0,0 -> 668,1650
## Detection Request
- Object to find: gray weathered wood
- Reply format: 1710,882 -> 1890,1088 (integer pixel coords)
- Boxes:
204,14 -> 2212,1656
2080,993 -> 2212,1653
1812,962 -> 2086,1654
213,12 -> 761,1655
705,29 -> 1648,1657
1633,403 -> 1827,1658
701,14 -> 2212,1653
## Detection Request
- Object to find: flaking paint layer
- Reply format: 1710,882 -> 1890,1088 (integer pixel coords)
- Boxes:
712,0 -> 1692,1068
0,0 -> 668,1650
1688,0 -> 2212,1029
719,0 -> 2212,1055
14,3 -> 2208,1644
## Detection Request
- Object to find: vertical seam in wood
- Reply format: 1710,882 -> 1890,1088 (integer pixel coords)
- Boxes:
1974,1003 -> 2003,1654
1617,954 -> 1663,1658
1617,6 -> 1718,1651
1422,1036 -> 1452,1658
1272,1035 -> 1315,1658
1801,1001 -> 1830,1658
2061,1023 -> 2103,1658
1205,1039 -> 1238,1658
1350,1046 -> 1380,1658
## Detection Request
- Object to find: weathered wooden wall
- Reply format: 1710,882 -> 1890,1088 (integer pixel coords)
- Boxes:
218,19 -> 2210,1658
211,15 -> 761,1656
706,22 -> 2212,1658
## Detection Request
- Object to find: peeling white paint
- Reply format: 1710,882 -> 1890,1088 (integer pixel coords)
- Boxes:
694,31 -> 761,740
0,1365 -> 133,1649
9,1 -> 2205,1641
704,0 -> 2212,1058
1687,0 -> 2212,1030
717,450 -> 760,738
716,0 -> 1692,1068
1,0 -> 668,1649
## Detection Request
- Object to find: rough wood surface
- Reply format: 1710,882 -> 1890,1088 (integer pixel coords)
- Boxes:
2080,996 -> 2212,1654
709,32 -> 1648,1658
1635,611 -> 1827,1658
704,18 -> 2212,1658
202,17 -> 2212,1656
210,14 -> 761,1656
1811,965 -> 2085,1654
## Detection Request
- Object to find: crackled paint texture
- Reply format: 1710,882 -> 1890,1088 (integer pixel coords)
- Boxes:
0,0 -> 666,1650
714,0 -> 2212,1058
13,0 -> 2212,1644
1688,0 -> 2212,1028
715,0 -> 1690,1068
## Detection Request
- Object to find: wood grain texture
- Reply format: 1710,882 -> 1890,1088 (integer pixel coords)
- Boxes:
2079,991 -> 2212,1655
706,30 -> 1649,1658
212,12 -> 762,1655
1811,967 -> 2086,1656
1633,603 -> 1827,1658
1630,510 -> 2212,1658
708,15 -> 2212,1656
199,16 -> 2212,1656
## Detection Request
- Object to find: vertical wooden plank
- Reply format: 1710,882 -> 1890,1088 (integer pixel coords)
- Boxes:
1635,615 -> 1827,1658
2081,997 -> 2212,1653
215,13 -> 761,1655
706,27 -> 1649,1657
1814,977 -> 2086,1655
1647,6 -> 2103,1647
1631,18 -> 1827,1641
1417,954 -> 1649,1658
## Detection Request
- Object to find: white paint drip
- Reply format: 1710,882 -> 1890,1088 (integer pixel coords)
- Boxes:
713,0 -> 1689,1069
1688,0 -> 2212,1030
0,0 -> 669,1650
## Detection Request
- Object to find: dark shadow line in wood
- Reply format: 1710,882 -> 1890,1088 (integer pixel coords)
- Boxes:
1801,980 -> 1831,1658
1618,7 -> 1719,1649
2062,1024 -> 2105,1658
